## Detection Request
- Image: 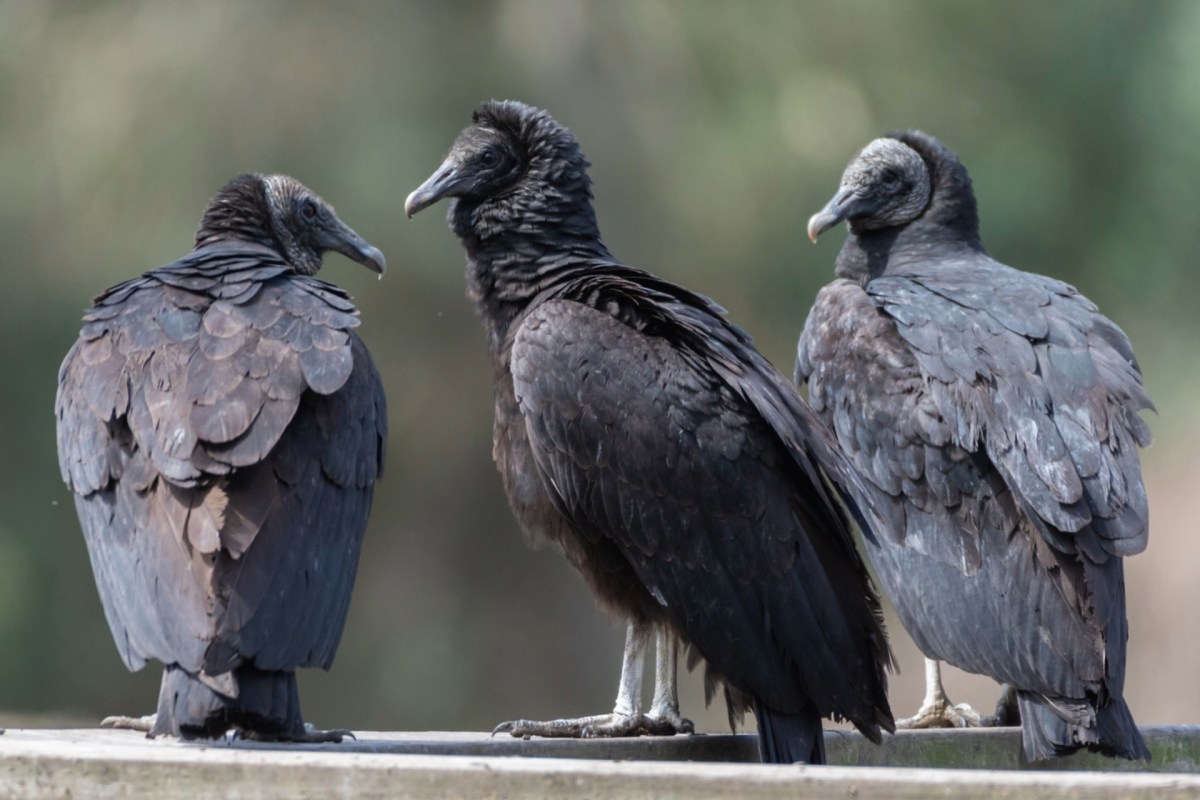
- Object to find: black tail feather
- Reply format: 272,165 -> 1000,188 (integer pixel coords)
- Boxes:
753,698 -> 825,764
1094,694 -> 1151,760
150,664 -> 304,740
1017,690 -> 1149,762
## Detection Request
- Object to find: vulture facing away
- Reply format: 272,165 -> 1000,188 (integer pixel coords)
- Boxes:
798,131 -> 1152,761
405,100 -> 893,764
56,174 -> 387,740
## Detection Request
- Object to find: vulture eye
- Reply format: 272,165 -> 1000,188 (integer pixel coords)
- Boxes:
479,148 -> 501,169
880,169 -> 901,190
301,199 -> 318,221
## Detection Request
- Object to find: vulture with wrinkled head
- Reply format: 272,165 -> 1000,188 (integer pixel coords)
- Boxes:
799,131 -> 1152,761
56,173 -> 387,740
405,100 -> 894,764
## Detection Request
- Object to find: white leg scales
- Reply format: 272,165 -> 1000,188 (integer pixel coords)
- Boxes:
646,630 -> 693,734
494,622 -> 692,739
897,659 -> 987,729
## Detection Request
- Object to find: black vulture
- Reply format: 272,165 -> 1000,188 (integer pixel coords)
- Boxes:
404,100 -> 893,764
55,173 -> 387,740
798,131 -> 1152,761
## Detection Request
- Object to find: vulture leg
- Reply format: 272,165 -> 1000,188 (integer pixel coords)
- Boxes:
991,684 -> 1021,727
493,622 -> 687,739
647,628 -> 694,734
101,713 -> 157,733
896,658 -> 987,729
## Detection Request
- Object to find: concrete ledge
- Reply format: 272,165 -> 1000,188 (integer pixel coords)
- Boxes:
0,727 -> 1197,799
33,725 -> 1182,771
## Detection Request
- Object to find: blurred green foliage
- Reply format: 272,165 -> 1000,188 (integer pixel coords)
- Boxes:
1,0 -> 1197,731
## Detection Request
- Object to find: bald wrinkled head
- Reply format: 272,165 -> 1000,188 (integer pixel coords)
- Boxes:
196,173 -> 385,276
807,137 -> 932,242
404,100 -> 599,248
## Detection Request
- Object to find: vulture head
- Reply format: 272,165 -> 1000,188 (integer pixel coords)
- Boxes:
404,100 -> 599,247
807,137 -> 932,242
807,131 -> 981,247
196,173 -> 385,276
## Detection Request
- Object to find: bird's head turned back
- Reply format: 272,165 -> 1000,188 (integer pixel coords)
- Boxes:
405,100 -> 603,256
807,131 -> 980,248
195,173 -> 385,276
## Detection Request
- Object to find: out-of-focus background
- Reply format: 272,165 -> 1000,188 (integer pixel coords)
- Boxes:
1,1 -> 1196,732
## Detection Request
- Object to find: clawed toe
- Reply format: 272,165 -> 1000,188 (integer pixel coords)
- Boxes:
294,725 -> 355,743
581,714 -> 647,738
240,724 -> 355,743
492,716 -> 606,739
101,713 -> 157,733
493,712 -> 689,740
645,712 -> 694,736
897,699 -> 984,729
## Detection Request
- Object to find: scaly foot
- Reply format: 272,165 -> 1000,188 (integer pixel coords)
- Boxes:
101,713 -> 157,732
493,712 -> 689,739
897,695 -> 985,729
899,657 -> 995,729
646,702 -> 694,735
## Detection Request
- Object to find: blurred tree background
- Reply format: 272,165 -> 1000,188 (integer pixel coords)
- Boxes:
1,0 -> 1196,732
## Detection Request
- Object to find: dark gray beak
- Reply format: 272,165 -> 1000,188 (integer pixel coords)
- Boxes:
323,219 -> 387,275
405,158 -> 466,219
807,185 -> 858,243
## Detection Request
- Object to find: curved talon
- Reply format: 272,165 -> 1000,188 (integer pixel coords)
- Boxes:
948,703 -> 984,729
492,718 -> 549,739
298,723 -> 355,743
496,712 -> 692,740
897,698 -> 984,729
581,714 -> 647,738
647,711 -> 694,736
899,659 -> 998,730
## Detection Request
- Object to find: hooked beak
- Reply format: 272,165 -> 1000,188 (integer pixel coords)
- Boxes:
405,158 -> 467,219
806,185 -> 859,244
322,218 -> 387,275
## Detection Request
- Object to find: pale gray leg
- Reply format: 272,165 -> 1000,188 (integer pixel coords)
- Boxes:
494,621 -> 689,739
646,628 -> 693,734
896,658 -> 987,729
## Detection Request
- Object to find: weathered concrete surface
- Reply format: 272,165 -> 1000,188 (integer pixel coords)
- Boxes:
235,725 -> 1198,772
1,728 -> 1198,799
828,726 -> 1200,773
19,726 -> 1181,771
